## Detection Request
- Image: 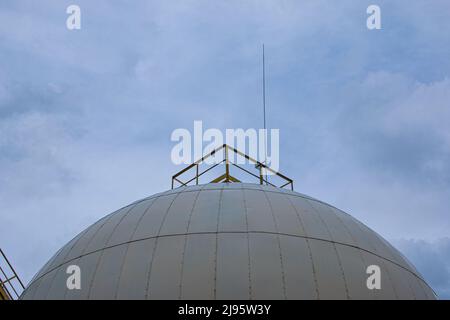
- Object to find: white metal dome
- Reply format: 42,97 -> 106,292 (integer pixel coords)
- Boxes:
21,183 -> 435,299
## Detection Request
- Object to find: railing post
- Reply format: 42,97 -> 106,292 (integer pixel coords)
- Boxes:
259,165 -> 263,185
196,164 -> 199,185
225,145 -> 230,182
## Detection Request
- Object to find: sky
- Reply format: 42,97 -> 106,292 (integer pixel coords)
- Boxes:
0,0 -> 449,299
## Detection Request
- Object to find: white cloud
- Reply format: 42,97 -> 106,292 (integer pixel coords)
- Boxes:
384,78 -> 450,147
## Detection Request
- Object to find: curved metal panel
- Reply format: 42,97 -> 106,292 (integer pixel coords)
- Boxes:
216,233 -> 250,300
278,235 -> 317,299
116,238 -> 155,300
181,234 -> 216,299
248,233 -> 285,299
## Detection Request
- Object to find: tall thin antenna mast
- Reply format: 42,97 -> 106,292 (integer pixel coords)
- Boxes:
263,44 -> 266,133
262,44 -> 268,184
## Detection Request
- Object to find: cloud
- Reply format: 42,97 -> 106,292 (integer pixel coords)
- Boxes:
0,109 -> 173,282
335,73 -> 450,184
0,0 -> 449,298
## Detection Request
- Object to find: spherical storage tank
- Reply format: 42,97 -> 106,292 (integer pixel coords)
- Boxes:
21,183 -> 436,299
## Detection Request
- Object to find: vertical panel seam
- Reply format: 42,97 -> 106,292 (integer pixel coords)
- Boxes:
145,191 -> 183,299
113,196 -> 159,299
178,185 -> 205,299
349,216 -> 400,299
38,213 -> 114,300
329,206 -> 375,299
284,195 -> 320,300
86,203 -> 138,299
306,199 -> 350,299
242,189 -> 252,300
213,187 -> 224,300
262,190 -> 287,299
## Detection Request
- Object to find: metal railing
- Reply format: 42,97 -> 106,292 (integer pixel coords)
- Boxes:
172,144 -> 293,190
0,248 -> 25,300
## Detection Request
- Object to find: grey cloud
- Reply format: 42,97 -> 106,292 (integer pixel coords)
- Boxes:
0,0 -> 449,297
334,73 -> 450,186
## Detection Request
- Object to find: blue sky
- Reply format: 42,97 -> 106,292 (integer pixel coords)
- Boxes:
0,0 -> 449,298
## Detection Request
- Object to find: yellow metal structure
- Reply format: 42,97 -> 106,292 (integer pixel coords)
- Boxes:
0,248 -> 25,300
172,144 -> 294,190
0,283 -> 9,300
